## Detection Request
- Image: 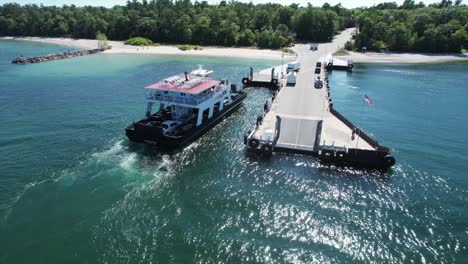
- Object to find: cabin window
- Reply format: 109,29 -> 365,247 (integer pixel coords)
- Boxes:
181,93 -> 185,96
164,91 -> 168,94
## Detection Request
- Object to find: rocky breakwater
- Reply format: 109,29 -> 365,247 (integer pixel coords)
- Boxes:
11,48 -> 105,64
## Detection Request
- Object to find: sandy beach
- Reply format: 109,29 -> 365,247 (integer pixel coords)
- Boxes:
335,51 -> 468,64
0,36 -> 294,60
3,36 -> 467,63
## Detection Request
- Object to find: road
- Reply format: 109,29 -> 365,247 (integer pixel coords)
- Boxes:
277,28 -> 354,117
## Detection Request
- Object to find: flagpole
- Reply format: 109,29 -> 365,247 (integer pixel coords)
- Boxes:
356,94 -> 365,151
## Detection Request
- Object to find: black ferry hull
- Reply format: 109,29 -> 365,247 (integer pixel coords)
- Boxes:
126,92 -> 247,148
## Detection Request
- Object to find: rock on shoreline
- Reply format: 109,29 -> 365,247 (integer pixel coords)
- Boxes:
11,48 -> 105,64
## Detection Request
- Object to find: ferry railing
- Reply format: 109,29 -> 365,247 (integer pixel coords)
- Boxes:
146,94 -> 212,106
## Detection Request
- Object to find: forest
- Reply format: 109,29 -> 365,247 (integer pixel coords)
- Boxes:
0,0 -> 467,52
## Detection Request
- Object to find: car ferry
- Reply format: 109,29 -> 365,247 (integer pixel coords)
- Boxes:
125,65 -> 246,147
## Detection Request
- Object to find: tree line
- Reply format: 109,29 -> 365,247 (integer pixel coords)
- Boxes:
351,0 -> 468,53
0,0 -> 467,52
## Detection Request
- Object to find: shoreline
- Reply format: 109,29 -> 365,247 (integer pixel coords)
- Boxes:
0,36 -> 294,61
335,51 -> 468,64
3,36 -> 467,63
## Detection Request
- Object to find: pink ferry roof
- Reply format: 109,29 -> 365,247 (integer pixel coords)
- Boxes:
145,78 -> 220,94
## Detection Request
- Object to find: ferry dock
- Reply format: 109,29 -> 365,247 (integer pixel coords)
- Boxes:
241,66 -> 283,90
324,54 -> 354,71
244,29 -> 395,169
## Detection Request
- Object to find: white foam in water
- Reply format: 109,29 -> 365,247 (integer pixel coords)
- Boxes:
381,68 -> 421,76
382,68 -> 403,73
337,82 -> 360,89
90,140 -> 141,174
156,154 -> 172,172
54,169 -> 77,187
1,180 -> 47,220
92,140 -> 125,162
119,152 -> 137,171
295,162 -> 305,167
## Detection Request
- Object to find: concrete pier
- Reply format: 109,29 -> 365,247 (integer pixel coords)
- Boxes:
245,29 -> 395,169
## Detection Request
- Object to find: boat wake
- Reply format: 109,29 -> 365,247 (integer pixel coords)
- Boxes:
1,139 -> 172,223
90,156 -> 466,263
380,68 -> 423,77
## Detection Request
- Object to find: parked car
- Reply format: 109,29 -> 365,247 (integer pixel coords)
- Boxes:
162,120 -> 183,135
314,77 -> 323,89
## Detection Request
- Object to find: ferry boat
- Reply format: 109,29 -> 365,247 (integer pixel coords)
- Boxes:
125,65 -> 246,147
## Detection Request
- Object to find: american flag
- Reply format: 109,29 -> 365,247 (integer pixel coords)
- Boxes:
364,95 -> 374,105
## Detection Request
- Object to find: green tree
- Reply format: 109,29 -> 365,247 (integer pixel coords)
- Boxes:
218,20 -> 240,46
270,31 -> 286,49
254,10 -> 271,30
173,15 -> 192,43
276,24 -> 289,37
450,28 -> 467,52
257,29 -> 272,48
191,15 -> 211,45
238,28 -> 256,46
96,31 -> 108,49
388,23 -> 412,51
1,1 -> 466,52
136,17 -> 159,42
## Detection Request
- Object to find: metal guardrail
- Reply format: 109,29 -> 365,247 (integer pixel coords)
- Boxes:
329,108 -> 389,153
323,66 -> 388,153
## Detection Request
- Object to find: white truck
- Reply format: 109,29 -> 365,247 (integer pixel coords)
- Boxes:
309,43 -> 318,51
286,61 -> 300,73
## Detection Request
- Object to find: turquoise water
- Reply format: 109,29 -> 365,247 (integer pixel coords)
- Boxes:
0,40 -> 467,263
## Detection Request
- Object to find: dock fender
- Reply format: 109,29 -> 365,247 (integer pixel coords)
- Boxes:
256,115 -> 263,126
327,63 -> 333,68
336,151 -> 347,159
263,144 -> 273,153
242,77 -> 249,85
248,138 -> 259,149
321,149 -> 334,159
263,103 -> 268,112
383,155 -> 396,166
271,79 -> 278,85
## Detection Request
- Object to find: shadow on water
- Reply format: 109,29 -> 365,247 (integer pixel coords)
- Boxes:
244,149 -> 394,180
316,164 -> 394,180
126,140 -> 176,157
